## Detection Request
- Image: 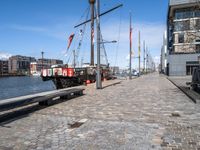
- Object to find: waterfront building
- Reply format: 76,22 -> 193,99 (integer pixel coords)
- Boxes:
30,58 -> 63,75
167,0 -> 200,76
37,58 -> 63,68
8,55 -> 36,75
0,60 -> 9,76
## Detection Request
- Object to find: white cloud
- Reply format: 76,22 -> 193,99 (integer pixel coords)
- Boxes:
0,52 -> 12,60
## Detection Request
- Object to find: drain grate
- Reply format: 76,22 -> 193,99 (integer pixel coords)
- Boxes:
68,122 -> 84,129
68,119 -> 88,129
171,112 -> 181,117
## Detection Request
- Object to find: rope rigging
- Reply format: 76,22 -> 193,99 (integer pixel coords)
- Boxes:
114,8 -> 122,67
75,10 -> 89,67
65,2 -> 122,68
65,6 -> 90,65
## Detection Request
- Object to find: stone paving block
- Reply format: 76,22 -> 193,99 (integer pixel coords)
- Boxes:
0,73 -> 200,149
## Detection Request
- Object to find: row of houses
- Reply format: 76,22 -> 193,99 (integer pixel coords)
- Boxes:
161,0 -> 200,76
0,55 -> 63,76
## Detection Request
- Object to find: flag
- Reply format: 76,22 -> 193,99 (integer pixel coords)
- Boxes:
79,29 -> 83,36
131,50 -> 134,57
67,33 -> 75,50
138,31 -> 141,57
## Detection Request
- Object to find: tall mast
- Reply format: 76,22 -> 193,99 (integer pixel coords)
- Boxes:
129,12 -> 132,80
96,0 -> 102,89
143,41 -> 145,73
73,50 -> 76,68
138,31 -> 141,76
146,46 -> 148,73
89,0 -> 95,66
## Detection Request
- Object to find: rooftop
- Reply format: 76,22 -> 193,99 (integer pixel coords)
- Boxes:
170,0 -> 198,6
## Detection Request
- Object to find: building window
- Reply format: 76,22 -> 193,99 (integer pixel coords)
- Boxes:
175,8 -> 193,20
174,20 -> 190,31
195,9 -> 200,17
195,19 -> 200,30
178,33 -> 184,43
186,65 -> 198,75
196,44 -> 200,53
174,22 -> 184,31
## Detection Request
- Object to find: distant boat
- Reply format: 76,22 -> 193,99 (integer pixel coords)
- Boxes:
31,72 -> 41,76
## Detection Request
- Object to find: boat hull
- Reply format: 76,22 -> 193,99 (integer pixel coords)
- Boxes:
41,66 -> 114,89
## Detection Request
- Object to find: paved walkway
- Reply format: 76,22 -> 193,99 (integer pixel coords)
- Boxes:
0,73 -> 200,150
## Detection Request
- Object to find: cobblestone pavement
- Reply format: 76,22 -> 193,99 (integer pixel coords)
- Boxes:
0,73 -> 200,150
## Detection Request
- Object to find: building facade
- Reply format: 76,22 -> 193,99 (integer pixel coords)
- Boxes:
37,58 -> 63,68
0,60 -> 9,76
8,55 -> 36,75
30,58 -> 63,75
167,0 -> 200,75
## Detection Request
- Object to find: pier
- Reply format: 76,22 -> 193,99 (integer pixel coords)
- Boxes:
0,73 -> 200,149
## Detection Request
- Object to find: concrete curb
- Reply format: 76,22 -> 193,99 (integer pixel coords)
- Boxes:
167,77 -> 198,104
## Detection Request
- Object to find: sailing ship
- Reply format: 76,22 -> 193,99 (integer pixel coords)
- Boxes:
41,0 -> 122,89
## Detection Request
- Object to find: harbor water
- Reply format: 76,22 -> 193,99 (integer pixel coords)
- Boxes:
0,76 -> 56,100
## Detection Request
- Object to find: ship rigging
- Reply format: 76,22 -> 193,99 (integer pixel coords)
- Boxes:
41,0 -> 123,89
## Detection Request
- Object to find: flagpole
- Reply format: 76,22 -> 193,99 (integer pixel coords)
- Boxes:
138,31 -> 141,76
129,12 -> 132,80
143,40 -> 145,73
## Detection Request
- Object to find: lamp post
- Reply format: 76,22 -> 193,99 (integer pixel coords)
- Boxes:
100,40 -> 117,67
96,0 -> 102,89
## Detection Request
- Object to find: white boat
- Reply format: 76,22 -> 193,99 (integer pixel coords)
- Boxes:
31,71 -> 41,76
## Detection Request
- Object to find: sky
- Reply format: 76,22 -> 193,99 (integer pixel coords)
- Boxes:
0,0 -> 168,69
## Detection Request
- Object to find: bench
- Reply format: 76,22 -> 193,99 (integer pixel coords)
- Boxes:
0,88 -> 84,112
